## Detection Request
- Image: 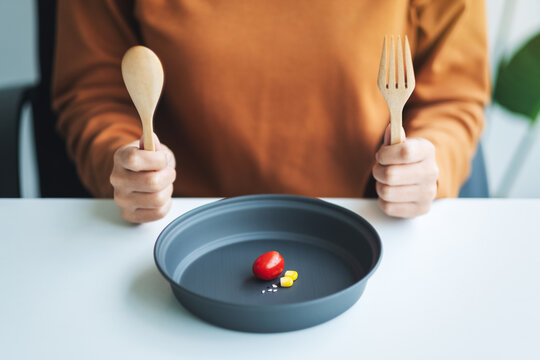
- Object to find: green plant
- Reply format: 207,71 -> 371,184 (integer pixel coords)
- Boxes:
492,32 -> 540,197
494,33 -> 540,121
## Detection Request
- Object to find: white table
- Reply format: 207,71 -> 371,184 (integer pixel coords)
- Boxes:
1,198 -> 539,360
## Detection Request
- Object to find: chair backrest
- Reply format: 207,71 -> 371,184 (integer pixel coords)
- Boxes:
31,0 -> 90,197
458,144 -> 489,198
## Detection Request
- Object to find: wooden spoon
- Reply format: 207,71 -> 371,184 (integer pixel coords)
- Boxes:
121,46 -> 164,151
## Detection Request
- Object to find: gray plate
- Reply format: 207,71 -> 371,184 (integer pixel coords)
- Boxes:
154,195 -> 382,333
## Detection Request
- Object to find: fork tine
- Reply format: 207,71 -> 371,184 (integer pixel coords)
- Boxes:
389,36 -> 396,89
397,35 -> 405,89
404,35 -> 415,89
377,35 -> 388,90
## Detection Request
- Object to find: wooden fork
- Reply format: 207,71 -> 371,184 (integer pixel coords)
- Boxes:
377,35 -> 415,145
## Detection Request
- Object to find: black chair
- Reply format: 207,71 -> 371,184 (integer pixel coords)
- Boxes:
0,0 -> 89,198
0,0 -> 488,198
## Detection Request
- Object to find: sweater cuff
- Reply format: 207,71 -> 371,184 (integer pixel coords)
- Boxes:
74,113 -> 141,198
407,129 -> 472,199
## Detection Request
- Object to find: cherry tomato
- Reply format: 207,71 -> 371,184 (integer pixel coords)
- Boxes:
252,251 -> 284,280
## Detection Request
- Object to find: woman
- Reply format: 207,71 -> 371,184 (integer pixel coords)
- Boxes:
53,0 -> 490,222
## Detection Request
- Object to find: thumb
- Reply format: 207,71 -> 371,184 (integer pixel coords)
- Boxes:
383,124 -> 406,146
139,132 -> 162,151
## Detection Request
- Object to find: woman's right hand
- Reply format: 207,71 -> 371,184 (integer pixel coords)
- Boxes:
110,135 -> 176,223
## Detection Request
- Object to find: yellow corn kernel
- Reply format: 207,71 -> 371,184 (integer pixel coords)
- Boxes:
280,276 -> 294,287
284,270 -> 298,281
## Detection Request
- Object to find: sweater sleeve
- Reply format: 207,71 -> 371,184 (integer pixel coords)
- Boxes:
52,0 -> 142,197
405,0 -> 491,197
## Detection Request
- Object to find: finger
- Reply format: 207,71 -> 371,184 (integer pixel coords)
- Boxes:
160,143 -> 177,168
114,184 -> 173,211
376,181 -> 437,203
383,123 -> 406,146
111,166 -> 176,193
376,138 -> 435,165
115,145 -> 169,172
372,161 -> 439,186
378,198 -> 431,218
121,198 -> 172,223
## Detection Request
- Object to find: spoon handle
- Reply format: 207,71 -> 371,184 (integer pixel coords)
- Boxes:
141,116 -> 155,151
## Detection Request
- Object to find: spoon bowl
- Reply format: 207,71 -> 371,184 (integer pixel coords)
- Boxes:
121,46 -> 164,151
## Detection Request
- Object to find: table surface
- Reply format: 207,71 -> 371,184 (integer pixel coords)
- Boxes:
1,198 -> 539,360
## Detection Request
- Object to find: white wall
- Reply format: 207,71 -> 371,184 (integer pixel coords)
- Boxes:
1,0 -> 540,197
0,0 -> 37,87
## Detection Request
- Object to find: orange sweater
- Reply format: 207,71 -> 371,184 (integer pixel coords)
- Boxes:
52,0 -> 490,198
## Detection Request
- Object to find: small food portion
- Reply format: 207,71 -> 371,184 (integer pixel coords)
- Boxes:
280,277 -> 294,288
252,251 -> 285,280
280,270 -> 299,288
284,270 -> 298,281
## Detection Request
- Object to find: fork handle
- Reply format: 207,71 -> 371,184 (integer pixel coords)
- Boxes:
390,107 -> 403,145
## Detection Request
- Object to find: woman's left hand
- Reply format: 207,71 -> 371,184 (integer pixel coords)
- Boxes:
372,125 -> 439,218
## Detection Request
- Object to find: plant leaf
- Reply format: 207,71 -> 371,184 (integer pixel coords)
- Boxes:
493,32 -> 540,123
